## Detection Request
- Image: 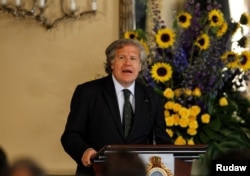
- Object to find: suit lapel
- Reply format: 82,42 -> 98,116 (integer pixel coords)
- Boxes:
128,82 -> 148,138
103,75 -> 125,138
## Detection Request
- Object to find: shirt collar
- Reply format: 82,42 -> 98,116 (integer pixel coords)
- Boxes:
112,74 -> 135,96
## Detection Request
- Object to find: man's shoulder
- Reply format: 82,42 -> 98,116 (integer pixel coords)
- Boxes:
71,76 -> 111,98
77,75 -> 110,89
136,79 -> 162,98
136,78 -> 154,90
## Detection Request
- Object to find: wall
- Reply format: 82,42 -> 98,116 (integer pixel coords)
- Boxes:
160,0 -> 186,27
0,0 -> 119,175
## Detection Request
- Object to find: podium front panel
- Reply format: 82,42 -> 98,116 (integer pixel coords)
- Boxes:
92,144 -> 207,176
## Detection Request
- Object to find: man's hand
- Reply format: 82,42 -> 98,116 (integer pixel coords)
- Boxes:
81,148 -> 97,167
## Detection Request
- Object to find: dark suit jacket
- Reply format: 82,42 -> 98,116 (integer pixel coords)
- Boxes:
61,75 -> 171,175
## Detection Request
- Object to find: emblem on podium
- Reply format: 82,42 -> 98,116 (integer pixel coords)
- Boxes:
146,156 -> 173,176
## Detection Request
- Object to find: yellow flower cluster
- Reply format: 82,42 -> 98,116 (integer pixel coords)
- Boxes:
174,136 -> 195,145
164,98 -> 211,145
163,87 -> 202,99
163,87 -> 229,145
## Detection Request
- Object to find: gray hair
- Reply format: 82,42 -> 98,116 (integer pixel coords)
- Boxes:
104,38 -> 148,74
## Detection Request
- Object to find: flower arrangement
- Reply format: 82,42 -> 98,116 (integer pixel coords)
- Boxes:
124,0 -> 250,163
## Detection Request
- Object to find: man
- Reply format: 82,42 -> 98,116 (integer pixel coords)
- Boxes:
0,147 -> 9,176
61,39 -> 171,176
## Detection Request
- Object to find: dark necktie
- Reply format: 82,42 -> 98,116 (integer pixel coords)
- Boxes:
122,89 -> 133,138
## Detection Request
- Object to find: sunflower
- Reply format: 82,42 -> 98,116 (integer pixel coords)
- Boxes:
238,51 -> 250,71
124,31 -> 138,39
221,51 -> 239,68
217,22 -> 228,37
155,28 -> 176,48
208,9 -> 224,27
195,34 -> 210,50
239,13 -> 250,25
177,12 -> 192,28
150,62 -> 173,82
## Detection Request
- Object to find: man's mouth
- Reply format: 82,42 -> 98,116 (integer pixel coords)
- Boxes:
122,69 -> 132,73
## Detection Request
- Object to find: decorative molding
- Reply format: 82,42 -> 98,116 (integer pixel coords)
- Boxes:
0,0 -> 97,29
119,0 -> 135,37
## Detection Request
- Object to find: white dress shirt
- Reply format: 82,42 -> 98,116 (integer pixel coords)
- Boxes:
112,75 -> 135,122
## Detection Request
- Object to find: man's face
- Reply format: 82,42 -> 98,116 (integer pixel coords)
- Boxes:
111,45 -> 142,87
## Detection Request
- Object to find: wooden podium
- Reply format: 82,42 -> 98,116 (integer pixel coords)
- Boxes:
92,144 -> 207,176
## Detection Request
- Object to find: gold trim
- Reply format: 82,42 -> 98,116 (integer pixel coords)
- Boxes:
146,156 -> 174,176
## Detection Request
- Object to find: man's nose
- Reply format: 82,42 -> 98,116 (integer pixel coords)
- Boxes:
123,57 -> 132,64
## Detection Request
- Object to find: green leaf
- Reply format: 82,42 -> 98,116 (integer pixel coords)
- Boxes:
218,140 -> 243,149
172,20 -> 178,29
209,117 -> 221,131
196,130 -> 210,144
211,27 -> 218,34
203,126 -> 221,140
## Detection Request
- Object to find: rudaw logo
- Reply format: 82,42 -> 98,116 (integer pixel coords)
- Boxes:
216,164 -> 247,172
212,160 -> 250,176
